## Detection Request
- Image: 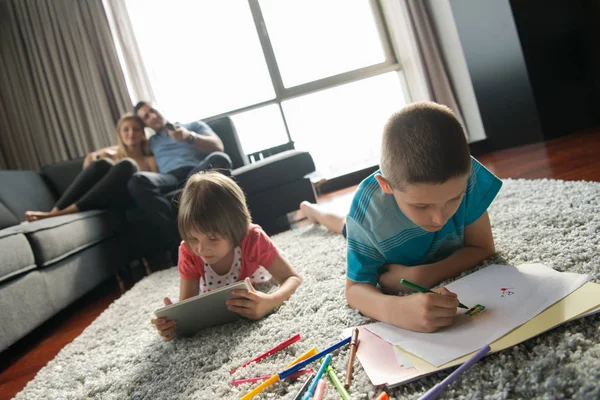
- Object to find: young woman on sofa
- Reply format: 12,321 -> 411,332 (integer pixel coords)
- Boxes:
24,114 -> 157,222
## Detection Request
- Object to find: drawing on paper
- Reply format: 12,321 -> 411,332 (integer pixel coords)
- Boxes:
466,304 -> 486,317
501,287 -> 515,297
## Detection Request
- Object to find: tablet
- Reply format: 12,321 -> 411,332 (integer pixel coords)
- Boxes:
154,280 -> 250,337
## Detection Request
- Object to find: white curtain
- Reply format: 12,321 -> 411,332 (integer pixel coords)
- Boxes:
103,0 -> 156,105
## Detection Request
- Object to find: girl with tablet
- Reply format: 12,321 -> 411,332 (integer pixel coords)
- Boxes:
151,172 -> 303,341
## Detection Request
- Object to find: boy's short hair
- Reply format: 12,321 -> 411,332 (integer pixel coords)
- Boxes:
177,172 -> 251,246
380,101 -> 471,190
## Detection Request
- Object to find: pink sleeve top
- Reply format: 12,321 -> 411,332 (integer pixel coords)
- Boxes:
177,224 -> 279,292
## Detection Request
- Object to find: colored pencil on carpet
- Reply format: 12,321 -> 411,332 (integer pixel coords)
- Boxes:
230,333 -> 301,374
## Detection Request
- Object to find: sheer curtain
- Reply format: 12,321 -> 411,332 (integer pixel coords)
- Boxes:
103,0 -> 155,106
383,0 -> 466,130
0,0 -> 131,170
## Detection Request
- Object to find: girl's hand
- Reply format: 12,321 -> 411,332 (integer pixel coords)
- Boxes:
226,278 -> 275,320
151,297 -> 177,341
387,287 -> 459,333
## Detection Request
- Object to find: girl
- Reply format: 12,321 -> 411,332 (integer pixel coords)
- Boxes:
152,172 -> 302,341
24,114 -> 157,221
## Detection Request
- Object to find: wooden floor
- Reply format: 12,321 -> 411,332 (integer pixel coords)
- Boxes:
1,130 -> 600,399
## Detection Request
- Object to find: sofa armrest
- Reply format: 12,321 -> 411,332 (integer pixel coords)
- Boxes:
41,158 -> 85,197
232,150 -> 315,194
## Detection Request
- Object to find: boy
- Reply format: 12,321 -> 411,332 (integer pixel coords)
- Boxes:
300,102 -> 502,332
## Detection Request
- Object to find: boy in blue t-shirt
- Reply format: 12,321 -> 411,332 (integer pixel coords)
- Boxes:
300,102 -> 502,333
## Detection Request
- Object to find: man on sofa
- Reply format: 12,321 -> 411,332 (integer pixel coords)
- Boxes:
129,101 -> 232,254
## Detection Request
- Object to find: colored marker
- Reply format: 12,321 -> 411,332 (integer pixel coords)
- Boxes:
313,379 -> 327,400
231,368 -> 313,386
279,336 -> 351,380
419,345 -> 491,400
292,373 -> 316,400
302,354 -> 332,400
400,279 -> 469,309
230,333 -> 301,374
375,392 -> 389,400
240,347 -> 317,400
242,337 -> 351,400
344,328 -> 359,388
326,364 -> 351,400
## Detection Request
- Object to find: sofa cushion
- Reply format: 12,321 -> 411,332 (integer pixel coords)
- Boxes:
0,210 -> 122,267
0,232 -> 36,284
232,150 -> 315,194
0,202 -> 19,230
0,270 -> 56,353
0,171 -> 57,229
41,158 -> 85,197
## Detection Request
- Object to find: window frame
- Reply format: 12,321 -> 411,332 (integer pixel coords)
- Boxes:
202,0 -> 405,145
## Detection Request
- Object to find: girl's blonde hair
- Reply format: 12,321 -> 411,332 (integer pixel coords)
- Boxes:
115,114 -> 150,158
178,172 -> 252,246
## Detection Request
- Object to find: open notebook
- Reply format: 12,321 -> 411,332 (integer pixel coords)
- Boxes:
341,264 -> 600,387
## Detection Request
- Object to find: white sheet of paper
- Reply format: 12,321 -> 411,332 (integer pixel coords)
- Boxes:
366,264 -> 590,366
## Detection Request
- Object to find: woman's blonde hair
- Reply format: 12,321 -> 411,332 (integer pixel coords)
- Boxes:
178,172 -> 252,247
115,114 -> 150,158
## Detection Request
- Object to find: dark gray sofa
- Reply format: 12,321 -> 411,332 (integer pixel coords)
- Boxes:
0,171 -> 127,353
0,117 -> 316,352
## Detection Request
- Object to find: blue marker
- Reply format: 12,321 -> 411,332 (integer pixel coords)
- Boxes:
278,336 -> 351,379
302,354 -> 332,400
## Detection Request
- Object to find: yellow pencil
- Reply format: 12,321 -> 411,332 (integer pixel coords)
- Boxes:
241,347 -> 318,400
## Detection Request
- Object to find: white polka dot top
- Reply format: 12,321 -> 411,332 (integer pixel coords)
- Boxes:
199,247 -> 271,293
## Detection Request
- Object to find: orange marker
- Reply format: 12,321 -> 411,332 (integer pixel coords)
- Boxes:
375,391 -> 389,400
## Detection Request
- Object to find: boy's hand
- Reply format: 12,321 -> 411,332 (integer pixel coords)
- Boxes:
388,287 -> 459,333
151,297 -> 177,341
226,278 -> 275,320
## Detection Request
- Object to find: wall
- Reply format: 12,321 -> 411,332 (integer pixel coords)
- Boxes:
510,0 -> 600,140
448,0 -> 544,150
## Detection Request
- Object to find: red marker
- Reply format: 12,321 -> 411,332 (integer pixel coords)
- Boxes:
230,333 -> 301,374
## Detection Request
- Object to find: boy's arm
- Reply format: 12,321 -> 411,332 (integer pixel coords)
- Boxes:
345,279 -> 459,333
379,212 -> 495,291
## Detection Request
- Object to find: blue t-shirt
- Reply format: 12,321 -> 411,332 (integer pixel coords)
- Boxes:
149,121 -> 214,173
346,157 -> 502,286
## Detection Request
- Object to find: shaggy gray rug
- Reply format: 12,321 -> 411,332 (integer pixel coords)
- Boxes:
14,179 -> 600,400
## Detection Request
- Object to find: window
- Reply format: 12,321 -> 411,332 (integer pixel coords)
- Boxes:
259,0 -> 387,87
122,0 -> 407,179
284,72 -> 406,178
125,0 -> 274,122
230,105 -> 288,155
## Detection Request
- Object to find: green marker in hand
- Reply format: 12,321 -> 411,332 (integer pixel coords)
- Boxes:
400,279 -> 469,309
